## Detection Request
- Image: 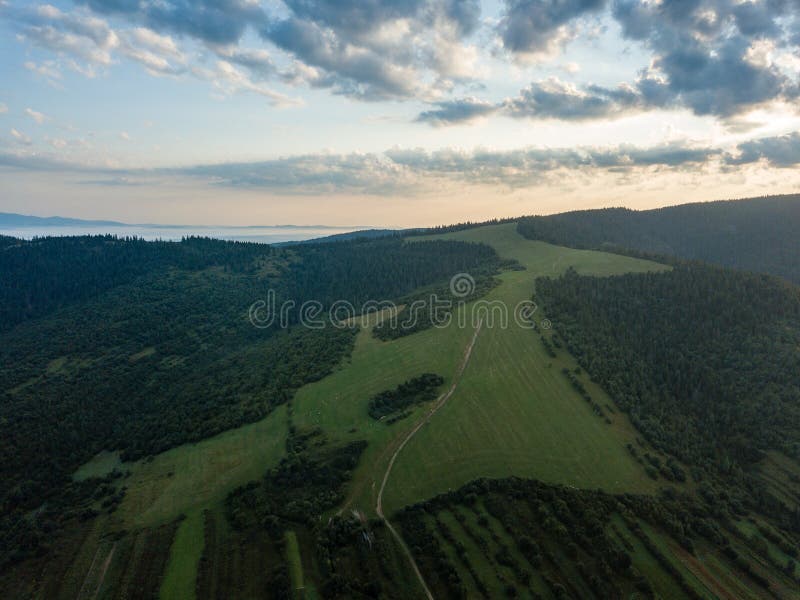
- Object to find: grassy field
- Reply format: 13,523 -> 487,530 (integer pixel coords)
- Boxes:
284,531 -> 304,599
159,510 -> 205,600
293,223 -> 671,517
72,450 -> 123,481
48,405 -> 290,598
114,404 -> 288,528
384,224 -> 670,510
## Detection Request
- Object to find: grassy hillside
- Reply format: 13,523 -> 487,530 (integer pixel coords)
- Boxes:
383,224 -> 670,510
290,223 -> 671,519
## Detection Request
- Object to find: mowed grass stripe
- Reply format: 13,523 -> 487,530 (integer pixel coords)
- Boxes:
159,510 -> 204,600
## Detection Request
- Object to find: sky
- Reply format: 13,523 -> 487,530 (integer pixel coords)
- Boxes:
1,0 -> 800,227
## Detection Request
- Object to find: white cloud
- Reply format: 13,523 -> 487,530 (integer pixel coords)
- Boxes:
203,60 -> 302,107
25,108 -> 49,124
560,62 -> 580,74
10,128 -> 32,145
0,103 -> 7,114
119,28 -> 186,76
119,131 -> 131,141
24,60 -> 63,83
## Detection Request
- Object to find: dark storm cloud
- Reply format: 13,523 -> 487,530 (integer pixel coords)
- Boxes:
498,0 -> 607,55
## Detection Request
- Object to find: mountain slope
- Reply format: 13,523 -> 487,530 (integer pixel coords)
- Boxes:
517,195 -> 800,284
2,218 -> 799,599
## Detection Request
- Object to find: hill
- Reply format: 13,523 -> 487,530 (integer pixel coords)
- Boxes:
517,195 -> 800,284
1,216 -> 799,599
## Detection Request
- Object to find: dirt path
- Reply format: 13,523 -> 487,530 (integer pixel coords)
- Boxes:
376,319 -> 483,600
91,543 -> 116,600
76,541 -> 116,600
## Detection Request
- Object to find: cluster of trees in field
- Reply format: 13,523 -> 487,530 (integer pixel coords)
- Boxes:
517,195 -> 800,284
0,233 -> 502,571
227,426 -> 366,533
373,270 -> 507,341
368,373 -> 444,421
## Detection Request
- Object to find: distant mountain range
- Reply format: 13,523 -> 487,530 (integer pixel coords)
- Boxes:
0,212 -> 372,230
0,213 -> 128,228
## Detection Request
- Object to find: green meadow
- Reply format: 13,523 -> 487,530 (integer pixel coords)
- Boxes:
383,224 -> 669,510
113,403 -> 289,529
294,223 -> 670,515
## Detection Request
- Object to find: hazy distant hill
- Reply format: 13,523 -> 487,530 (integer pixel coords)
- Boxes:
0,212 -> 126,227
518,194 -> 800,284
277,228 -> 402,245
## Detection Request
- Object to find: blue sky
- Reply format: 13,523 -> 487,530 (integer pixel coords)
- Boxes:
1,0 -> 800,226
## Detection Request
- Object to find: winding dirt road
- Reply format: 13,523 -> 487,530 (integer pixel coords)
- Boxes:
376,319 -> 483,600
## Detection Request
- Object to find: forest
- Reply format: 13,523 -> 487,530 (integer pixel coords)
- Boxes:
517,195 -> 800,284
536,264 -> 800,468
536,264 -> 800,543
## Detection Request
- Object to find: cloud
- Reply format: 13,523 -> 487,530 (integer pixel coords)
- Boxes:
25,108 -> 49,124
0,103 -> 7,114
12,5 -> 119,76
10,128 -> 32,146
260,1 -> 485,99
24,60 -> 63,84
263,17 -> 420,100
119,27 -> 186,76
0,137 -> 728,193
416,97 -> 498,125
384,142 -> 718,186
505,78 -> 642,120
414,77 -> 644,124
213,46 -> 276,81
194,60 -> 302,107
490,0 -> 800,120
610,0 -> 800,118
725,132 -> 800,168
178,153 -> 417,194
78,0 -> 264,46
498,0 -> 606,60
